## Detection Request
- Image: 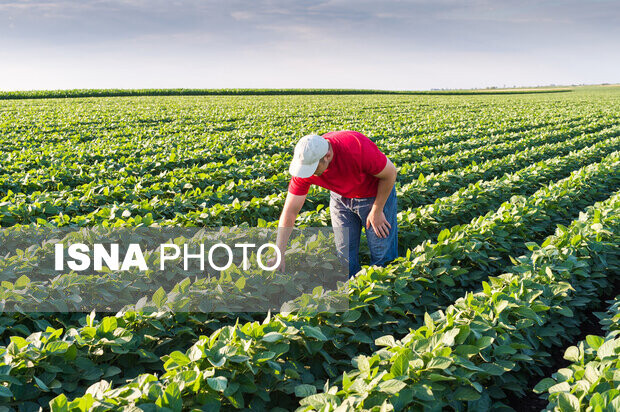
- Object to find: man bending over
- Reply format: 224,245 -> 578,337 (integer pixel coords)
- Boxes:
274,130 -> 398,278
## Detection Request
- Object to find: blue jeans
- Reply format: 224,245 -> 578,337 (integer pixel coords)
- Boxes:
330,186 -> 398,278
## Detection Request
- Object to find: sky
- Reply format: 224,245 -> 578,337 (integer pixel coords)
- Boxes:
1,0 -> 619,91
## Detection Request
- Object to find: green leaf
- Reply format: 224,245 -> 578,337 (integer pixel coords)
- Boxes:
46,341 -> 69,354
0,385 -> 13,398
455,345 -> 479,356
15,275 -> 30,288
86,380 -> 111,397
34,376 -> 50,391
437,228 -> 450,242
585,335 -> 604,350
341,310 -> 361,323
378,379 -> 406,394
555,369 -> 573,382
234,276 -> 246,290
476,336 -> 494,349
589,393 -> 604,408
357,356 -> 370,372
160,382 -> 182,412
49,394 -> 68,411
207,376 -> 228,392
375,335 -> 396,347
564,346 -> 580,363
294,384 -> 317,397
301,326 -> 327,341
424,312 -> 434,333
427,373 -> 456,382
255,351 -> 276,362
525,242 -> 539,251
152,287 -> 166,307
609,396 -> 620,411
549,382 -> 571,393
453,386 -> 480,401
557,392 -> 580,412
570,234 -> 582,246
262,332 -> 284,343
494,345 -> 517,356
426,357 -> 452,370
103,366 -> 122,378
584,364 -> 600,384
441,328 -> 460,346
597,339 -> 617,360
439,275 -> 455,286
390,352 -> 409,377
99,317 -> 117,334
9,336 -> 28,350
299,393 -> 340,408
479,363 -> 506,376
533,378 -> 556,394
557,306 -> 574,317
187,345 -> 203,362
169,351 -> 191,366
285,368 -> 300,379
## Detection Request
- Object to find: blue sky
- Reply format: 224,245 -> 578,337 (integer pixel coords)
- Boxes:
1,0 -> 618,90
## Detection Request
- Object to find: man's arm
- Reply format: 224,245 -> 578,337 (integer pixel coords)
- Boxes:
279,192 -> 307,227
273,192 -> 307,270
367,158 -> 397,238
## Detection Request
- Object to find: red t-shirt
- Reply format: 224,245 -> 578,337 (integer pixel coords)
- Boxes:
288,131 -> 388,198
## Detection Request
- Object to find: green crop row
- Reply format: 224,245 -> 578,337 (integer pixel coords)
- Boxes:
152,126 -> 620,228
2,110 -> 591,197
290,134 -> 619,258
534,295 -> 620,412
173,127 -> 618,228
395,136 -> 619,249
3,98 -> 615,211
132,118 -> 618,210
1,89 -> 619,412
5,93 -> 583,175
2,130 -> 611,341
3,118 -> 614,228
1,138 -> 616,316
35,153 -> 620,410
297,191 -> 620,411
3,130 -> 616,255
0,145 -> 615,409
1,143 -> 617,309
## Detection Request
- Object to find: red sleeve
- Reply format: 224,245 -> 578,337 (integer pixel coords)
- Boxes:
360,135 -> 388,175
288,176 -> 312,196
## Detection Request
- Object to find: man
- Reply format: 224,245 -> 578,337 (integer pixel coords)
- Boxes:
274,130 -> 398,278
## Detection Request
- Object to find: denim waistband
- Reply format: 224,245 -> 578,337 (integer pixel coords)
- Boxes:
330,191 -> 374,201
330,186 -> 396,201
330,191 -> 387,212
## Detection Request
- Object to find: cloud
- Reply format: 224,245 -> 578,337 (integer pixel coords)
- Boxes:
231,11 -> 253,20
0,0 -> 618,90
255,23 -> 334,43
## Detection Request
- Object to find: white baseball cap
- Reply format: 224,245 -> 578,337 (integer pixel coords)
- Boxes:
289,134 -> 329,178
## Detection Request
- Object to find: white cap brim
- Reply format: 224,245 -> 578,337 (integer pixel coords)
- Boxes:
289,158 -> 319,178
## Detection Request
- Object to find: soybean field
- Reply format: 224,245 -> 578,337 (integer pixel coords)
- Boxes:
0,86 -> 619,411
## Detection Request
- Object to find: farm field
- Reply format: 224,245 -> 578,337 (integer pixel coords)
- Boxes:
0,87 -> 619,411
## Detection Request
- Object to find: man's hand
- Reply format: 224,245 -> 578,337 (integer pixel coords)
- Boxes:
366,206 -> 391,238
368,157 -> 397,239
267,256 -> 286,273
